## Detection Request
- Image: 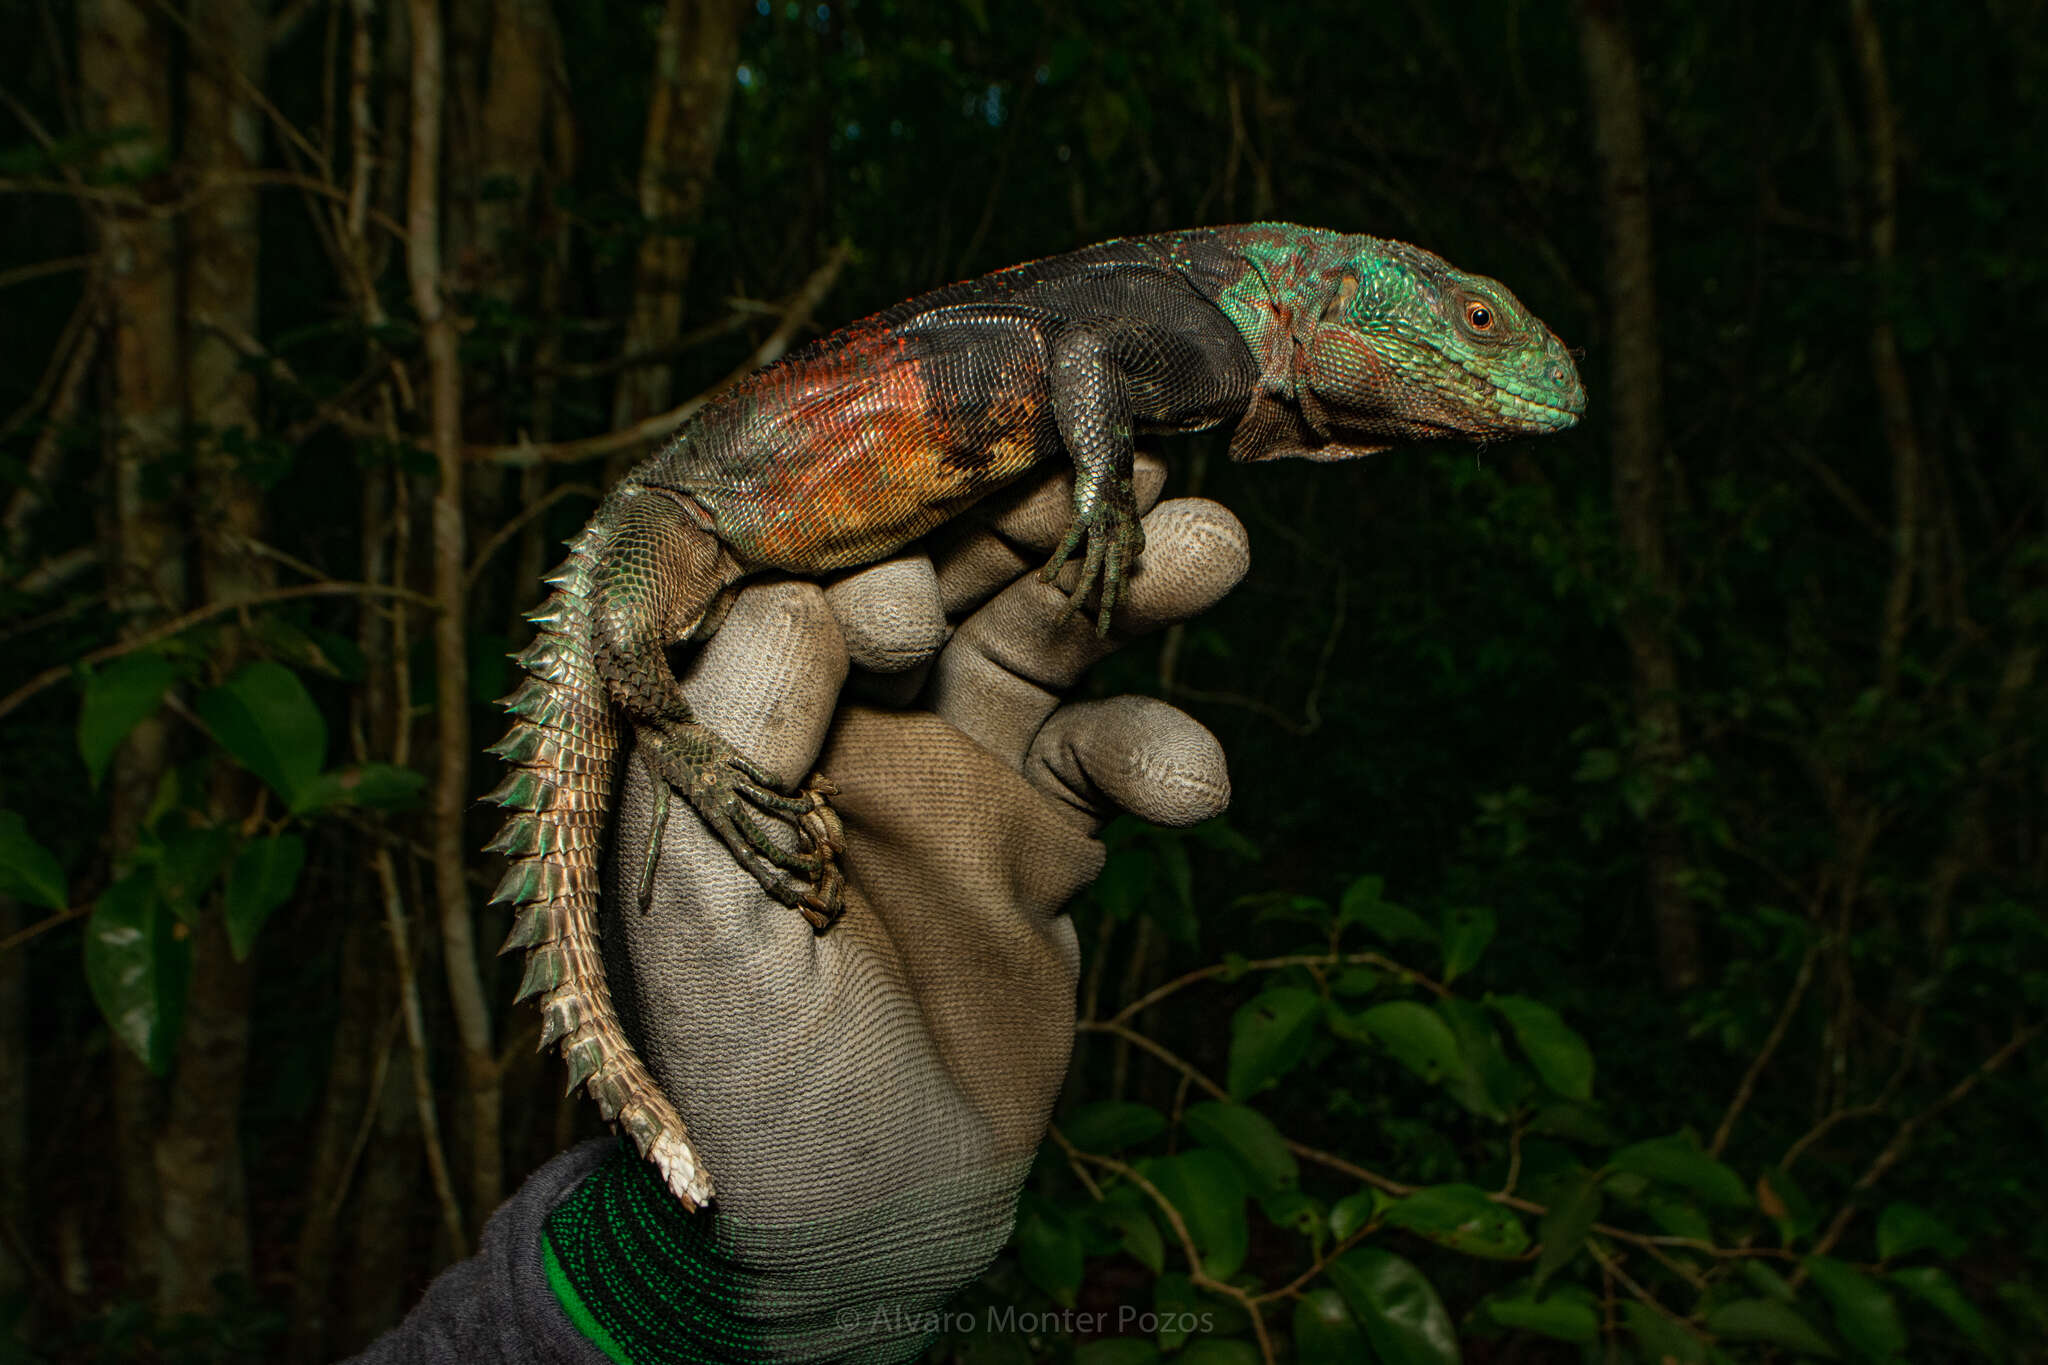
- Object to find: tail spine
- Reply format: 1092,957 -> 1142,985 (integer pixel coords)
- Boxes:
483,526 -> 714,1207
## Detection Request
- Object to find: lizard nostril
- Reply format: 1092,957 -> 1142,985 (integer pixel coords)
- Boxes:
1549,365 -> 1567,385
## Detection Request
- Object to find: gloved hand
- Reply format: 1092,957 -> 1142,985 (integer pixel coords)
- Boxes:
542,456 -> 1248,1363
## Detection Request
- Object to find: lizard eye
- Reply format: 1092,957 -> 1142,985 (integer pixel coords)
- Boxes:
1322,272 -> 1360,323
1465,301 -> 1495,332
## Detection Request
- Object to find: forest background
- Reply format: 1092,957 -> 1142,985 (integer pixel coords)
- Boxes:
1,1 -> 2043,1362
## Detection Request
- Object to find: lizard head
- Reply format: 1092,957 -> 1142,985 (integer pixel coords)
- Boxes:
1229,235 -> 1586,463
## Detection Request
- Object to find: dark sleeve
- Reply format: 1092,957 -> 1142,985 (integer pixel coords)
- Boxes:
340,1141 -> 615,1365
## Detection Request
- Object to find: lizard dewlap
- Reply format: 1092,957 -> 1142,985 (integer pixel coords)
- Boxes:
486,223 -> 1585,1206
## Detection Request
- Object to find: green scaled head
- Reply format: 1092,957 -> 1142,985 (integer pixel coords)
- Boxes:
1218,228 -> 1586,462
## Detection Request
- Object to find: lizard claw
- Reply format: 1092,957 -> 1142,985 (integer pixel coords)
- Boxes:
632,723 -> 847,930
1041,478 -> 1145,636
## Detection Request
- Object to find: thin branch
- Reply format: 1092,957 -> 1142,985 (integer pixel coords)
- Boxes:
1165,572 -> 1346,737
524,307 -> 755,382
1711,939 -> 1822,1156
2,299 -> 100,555
13,544 -> 100,597
1252,1226 -> 1376,1306
1051,1128 -> 1275,1365
320,1003 -> 405,1226
1047,1124 -> 1106,1203
0,582 -> 440,723
0,253 -> 94,293
1801,1021 -> 2040,1267
463,482 -> 599,593
0,275 -> 97,447
1089,1019 -> 1788,1267
0,171 -> 405,237
0,905 -> 91,955
373,848 -> 466,1255
1099,949 -> 1446,1029
464,246 -> 851,466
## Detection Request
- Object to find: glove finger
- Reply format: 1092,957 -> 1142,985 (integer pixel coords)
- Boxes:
928,496 -> 1250,766
823,551 -> 947,674
677,578 -> 850,787
1026,696 -> 1231,832
932,451 -> 1169,618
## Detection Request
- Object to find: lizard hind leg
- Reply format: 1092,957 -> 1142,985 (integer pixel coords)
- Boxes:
595,484 -> 846,930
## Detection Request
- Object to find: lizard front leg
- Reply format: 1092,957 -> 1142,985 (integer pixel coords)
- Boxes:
592,484 -> 846,927
1041,325 -> 1146,635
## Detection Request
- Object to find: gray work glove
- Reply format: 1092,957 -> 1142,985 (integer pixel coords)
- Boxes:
540,457 -> 1247,1363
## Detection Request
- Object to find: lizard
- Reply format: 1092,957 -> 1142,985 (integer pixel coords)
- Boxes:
484,223 -> 1587,1207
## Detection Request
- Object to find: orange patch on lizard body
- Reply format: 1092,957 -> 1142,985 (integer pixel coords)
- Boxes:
688,326 -> 1056,572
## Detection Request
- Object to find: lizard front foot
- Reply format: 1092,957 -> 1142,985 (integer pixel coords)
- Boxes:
632,721 -> 847,932
1040,476 -> 1146,636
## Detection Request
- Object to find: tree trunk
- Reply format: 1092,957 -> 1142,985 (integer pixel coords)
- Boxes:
604,0 -> 746,483
1574,0 -> 1699,992
1846,0 -> 1925,693
152,917 -> 253,1311
146,0 -> 271,1315
79,0 -> 182,1292
408,0 -> 499,1233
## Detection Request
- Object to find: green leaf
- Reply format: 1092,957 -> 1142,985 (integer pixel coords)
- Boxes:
196,661 -> 327,806
83,873 -> 191,1076
1876,1201 -> 1967,1262
1355,1000 -> 1469,1091
1152,1273 -> 1203,1352
1329,965 -> 1382,997
78,653 -> 174,787
1439,905 -> 1495,981
1014,1203 -> 1082,1306
1804,1254 -> 1906,1362
289,762 -> 426,814
1063,1101 -> 1167,1153
1535,1169 -> 1602,1289
1381,1183 -> 1528,1259
1741,1259 -> 1799,1303
1890,1267 -> 2005,1360
1481,1281 -> 1599,1344
1183,1102 -> 1298,1196
1607,1132 -> 1751,1208
1643,1193 -> 1714,1242
1259,1188 -> 1323,1243
0,810 -> 67,911
1621,1301 -> 1709,1364
1339,875 -> 1435,944
1487,994 -> 1595,1101
1432,996 -> 1517,1120
1225,987 -> 1321,1100
1293,1288 -> 1368,1365
1326,1247 -> 1458,1365
1704,1298 -> 1841,1358
1329,1190 -> 1379,1241
154,823 -> 234,925
224,834 -> 306,961
1073,1339 -> 1159,1365
1100,1201 -> 1164,1273
1175,1341 -> 1260,1365
1526,1101 -> 1618,1147
1139,1149 -> 1248,1280
1758,1164 -> 1818,1245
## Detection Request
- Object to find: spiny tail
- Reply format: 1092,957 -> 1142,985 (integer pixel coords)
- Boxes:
483,526 -> 714,1209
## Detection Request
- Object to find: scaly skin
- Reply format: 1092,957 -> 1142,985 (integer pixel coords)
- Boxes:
489,224 -> 1586,1207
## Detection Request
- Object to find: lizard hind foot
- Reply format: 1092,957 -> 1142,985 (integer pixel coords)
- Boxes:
633,721 -> 848,932
1040,485 -> 1146,637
